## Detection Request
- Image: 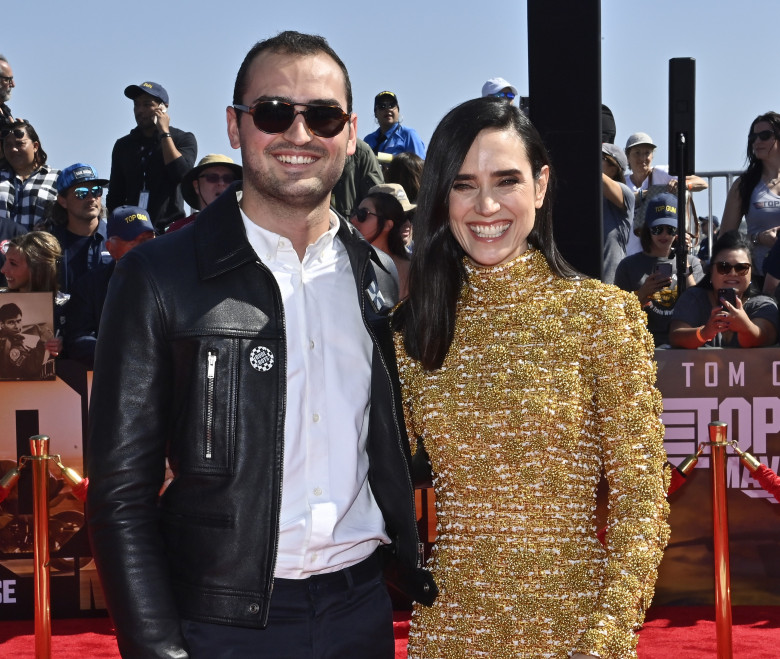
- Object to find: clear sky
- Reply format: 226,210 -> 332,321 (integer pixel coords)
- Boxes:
3,0 -> 774,219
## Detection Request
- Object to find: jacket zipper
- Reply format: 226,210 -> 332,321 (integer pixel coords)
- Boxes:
252,259 -> 286,620
205,352 -> 216,459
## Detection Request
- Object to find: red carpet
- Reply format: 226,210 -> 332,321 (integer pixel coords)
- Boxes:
1,607 -> 779,657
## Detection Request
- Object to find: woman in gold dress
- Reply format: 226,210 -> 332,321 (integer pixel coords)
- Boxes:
393,97 -> 670,658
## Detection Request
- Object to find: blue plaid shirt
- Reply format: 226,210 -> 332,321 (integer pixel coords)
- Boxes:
0,164 -> 61,230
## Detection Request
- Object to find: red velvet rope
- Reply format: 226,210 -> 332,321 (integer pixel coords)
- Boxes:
71,478 -> 89,503
751,464 -> 780,503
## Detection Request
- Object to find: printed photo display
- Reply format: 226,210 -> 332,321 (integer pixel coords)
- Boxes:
0,292 -> 56,381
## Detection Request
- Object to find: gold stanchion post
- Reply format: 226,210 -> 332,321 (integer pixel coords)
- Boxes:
29,434 -> 51,659
709,421 -> 733,659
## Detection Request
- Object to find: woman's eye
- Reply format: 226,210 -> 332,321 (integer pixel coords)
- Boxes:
452,183 -> 474,191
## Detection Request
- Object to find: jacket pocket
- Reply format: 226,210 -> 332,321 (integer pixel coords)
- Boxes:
171,341 -> 238,475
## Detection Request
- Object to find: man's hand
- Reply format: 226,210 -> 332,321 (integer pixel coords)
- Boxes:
155,106 -> 171,134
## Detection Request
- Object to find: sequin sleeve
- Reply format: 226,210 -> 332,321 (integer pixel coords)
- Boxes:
574,283 -> 671,658
394,330 -> 422,455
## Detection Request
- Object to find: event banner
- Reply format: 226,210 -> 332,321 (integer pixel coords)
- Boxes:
653,347 -> 780,605
1,349 -> 780,618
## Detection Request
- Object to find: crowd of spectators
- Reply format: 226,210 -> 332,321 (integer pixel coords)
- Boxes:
0,48 -> 778,374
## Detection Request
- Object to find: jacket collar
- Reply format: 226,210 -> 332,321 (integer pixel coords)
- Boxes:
194,182 -> 259,280
194,182 -> 393,291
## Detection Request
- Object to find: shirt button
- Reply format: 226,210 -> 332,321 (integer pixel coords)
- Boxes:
312,413 -> 320,423
313,487 -> 322,496
309,340 -> 315,350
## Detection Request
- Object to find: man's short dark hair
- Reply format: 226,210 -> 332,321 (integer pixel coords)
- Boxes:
232,31 -> 352,112
0,302 -> 22,322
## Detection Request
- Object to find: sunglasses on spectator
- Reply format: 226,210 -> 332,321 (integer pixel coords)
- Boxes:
748,130 -> 775,143
233,100 -> 350,138
714,261 -> 751,276
1,128 -> 26,140
650,225 -> 678,236
375,102 -> 398,111
491,92 -> 516,100
73,186 -> 103,200
350,207 -> 380,223
199,173 -> 235,185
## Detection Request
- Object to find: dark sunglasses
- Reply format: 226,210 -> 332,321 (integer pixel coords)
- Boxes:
233,100 -> 350,138
1,128 -> 26,140
73,186 -> 103,200
491,92 -> 516,100
650,224 -> 678,236
375,101 -> 397,111
748,129 -> 775,144
350,207 -> 380,223
199,173 -> 235,185
714,261 -> 751,276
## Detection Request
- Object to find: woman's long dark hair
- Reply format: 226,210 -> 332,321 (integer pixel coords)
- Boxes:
3,119 -> 48,169
738,111 -> 780,217
395,97 -> 578,370
696,230 -> 760,297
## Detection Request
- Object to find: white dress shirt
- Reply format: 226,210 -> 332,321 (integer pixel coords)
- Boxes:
241,206 -> 390,578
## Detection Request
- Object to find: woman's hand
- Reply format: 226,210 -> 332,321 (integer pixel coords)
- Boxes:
753,226 -> 779,248
572,654 -> 599,659
719,295 -> 751,333
636,272 -> 671,305
700,305 -> 726,341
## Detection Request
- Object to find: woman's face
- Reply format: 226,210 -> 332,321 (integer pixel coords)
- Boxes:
628,145 -> 654,178
649,223 -> 677,255
350,198 -> 389,244
3,127 -> 38,172
1,246 -> 31,291
711,247 -> 752,298
750,120 -> 778,162
448,127 -> 548,267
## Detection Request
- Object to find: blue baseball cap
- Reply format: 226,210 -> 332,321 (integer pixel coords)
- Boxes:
107,206 -> 155,241
645,192 -> 679,228
56,163 -> 108,194
124,81 -> 169,105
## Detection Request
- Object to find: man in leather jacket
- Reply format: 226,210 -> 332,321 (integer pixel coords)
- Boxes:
87,31 -> 435,659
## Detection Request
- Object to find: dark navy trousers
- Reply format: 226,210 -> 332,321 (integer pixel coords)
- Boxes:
181,552 -> 394,659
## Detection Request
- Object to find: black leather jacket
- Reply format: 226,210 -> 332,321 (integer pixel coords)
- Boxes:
86,186 -> 435,658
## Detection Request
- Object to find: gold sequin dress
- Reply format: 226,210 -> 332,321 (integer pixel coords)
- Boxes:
395,249 -> 670,659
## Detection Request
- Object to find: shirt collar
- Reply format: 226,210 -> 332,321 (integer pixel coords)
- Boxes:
240,201 -> 341,265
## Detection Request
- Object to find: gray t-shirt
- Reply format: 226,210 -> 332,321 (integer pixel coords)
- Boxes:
614,251 -> 704,346
602,181 -> 635,285
670,286 -> 779,347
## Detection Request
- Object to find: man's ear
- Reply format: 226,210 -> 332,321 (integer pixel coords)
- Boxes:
227,106 -> 241,150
